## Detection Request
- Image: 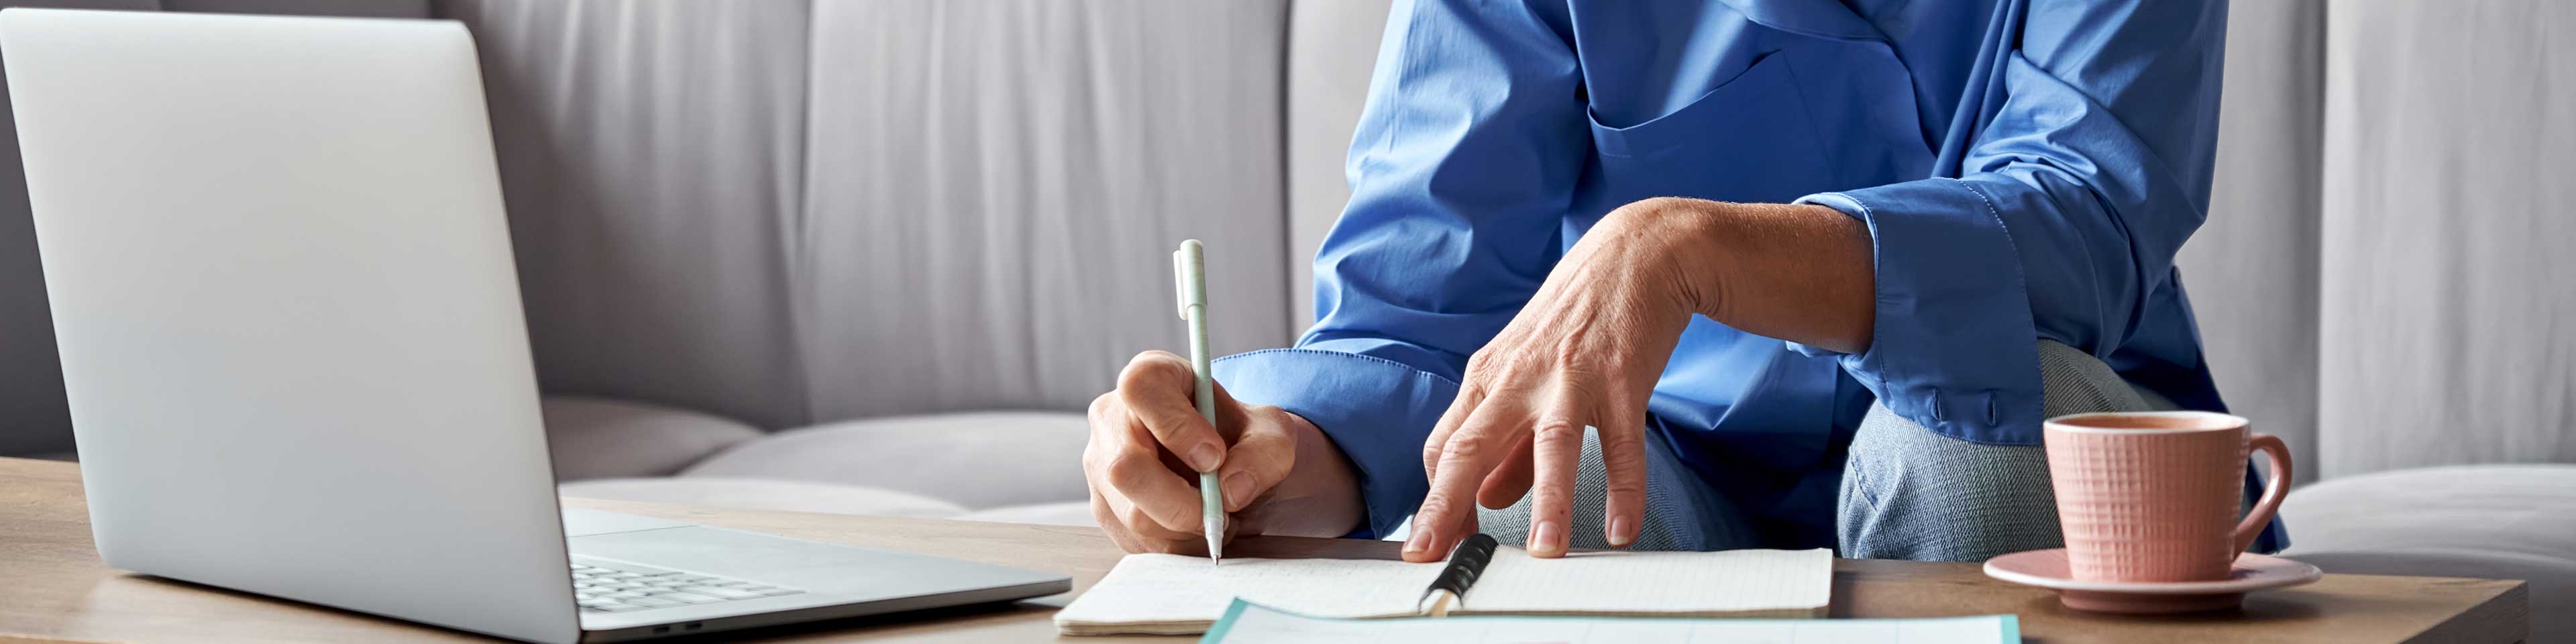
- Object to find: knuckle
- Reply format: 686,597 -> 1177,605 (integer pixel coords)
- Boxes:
1119,352 -> 1185,389
1087,392 -> 1118,420
1464,349 -> 1497,373
1439,435 -> 1488,462
1534,419 -> 1584,442
1597,427 -> 1645,451
1600,442 -> 1646,471
1103,451 -> 1155,488
1415,496 -> 1449,519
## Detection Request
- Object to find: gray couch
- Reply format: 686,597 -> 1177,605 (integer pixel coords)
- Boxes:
0,0 -> 2568,635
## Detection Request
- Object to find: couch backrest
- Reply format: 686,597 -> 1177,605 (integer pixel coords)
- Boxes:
3,1 -> 2570,475
458,0 -> 1291,429
2183,0 -> 2327,481
442,0 -> 816,430
2313,0 -> 2576,476
793,0 -> 1290,424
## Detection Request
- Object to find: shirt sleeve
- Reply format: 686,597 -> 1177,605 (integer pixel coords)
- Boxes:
1211,0 -> 1589,539
1786,0 -> 2230,445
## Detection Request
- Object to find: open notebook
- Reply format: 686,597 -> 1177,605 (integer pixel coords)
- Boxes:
1055,547 -> 1832,636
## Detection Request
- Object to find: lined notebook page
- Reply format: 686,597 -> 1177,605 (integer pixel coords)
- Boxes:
1055,555 -> 1442,633
1207,601 -> 2010,644
1054,547 -> 1833,635
1458,547 -> 1832,617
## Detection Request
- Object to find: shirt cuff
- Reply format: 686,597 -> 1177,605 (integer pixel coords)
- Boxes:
1788,179 -> 2047,445
1212,348 -> 1458,539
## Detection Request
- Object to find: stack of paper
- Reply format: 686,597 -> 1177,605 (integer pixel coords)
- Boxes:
1055,547 -> 1833,636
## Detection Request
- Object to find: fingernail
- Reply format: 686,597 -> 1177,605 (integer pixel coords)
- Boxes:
1529,519 -> 1564,555
1186,443 -> 1224,472
1222,472 -> 1254,508
1607,516 -> 1634,547
1404,527 -> 1436,557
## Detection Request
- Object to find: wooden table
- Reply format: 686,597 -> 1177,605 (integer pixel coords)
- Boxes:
0,457 -> 2527,643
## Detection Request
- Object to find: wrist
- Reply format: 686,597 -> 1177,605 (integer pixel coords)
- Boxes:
1602,197 -> 1731,318
1248,406 -> 1364,537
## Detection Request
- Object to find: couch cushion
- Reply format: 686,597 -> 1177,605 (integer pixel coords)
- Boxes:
2280,465 -> 2576,561
955,501 -> 1097,528
543,395 -> 763,481
2281,465 -> 2576,641
559,476 -> 967,519
684,411 -> 1089,509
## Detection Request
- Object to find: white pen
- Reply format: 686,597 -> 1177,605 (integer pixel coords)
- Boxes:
1172,239 -> 1224,564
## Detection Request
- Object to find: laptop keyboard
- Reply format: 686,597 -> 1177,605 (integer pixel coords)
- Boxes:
570,556 -> 805,613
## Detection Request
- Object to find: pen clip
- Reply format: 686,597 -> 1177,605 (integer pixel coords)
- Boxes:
1172,239 -> 1205,321
1173,249 -> 1190,321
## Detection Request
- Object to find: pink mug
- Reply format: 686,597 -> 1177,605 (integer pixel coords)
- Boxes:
2043,411 -> 2291,582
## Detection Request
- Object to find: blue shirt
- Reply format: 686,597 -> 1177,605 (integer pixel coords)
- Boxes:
1214,0 -> 2285,552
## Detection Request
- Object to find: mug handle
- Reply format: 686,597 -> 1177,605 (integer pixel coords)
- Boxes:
2233,433 -> 2293,555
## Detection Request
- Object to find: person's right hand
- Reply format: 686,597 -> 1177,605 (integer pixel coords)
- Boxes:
1083,351 -> 1364,554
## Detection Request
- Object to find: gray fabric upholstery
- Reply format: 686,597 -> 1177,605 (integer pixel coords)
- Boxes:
541,395 -> 763,481
955,500 -> 1097,527
2280,465 -> 2576,634
2279,465 -> 2576,562
796,0 -> 1292,421
682,412 -> 1090,510
2316,2 -> 2576,477
439,0 -> 815,431
559,478 -> 1102,528
559,477 -> 969,519
1283,0 -> 1392,328
164,0 -> 428,16
2180,0 -> 2324,483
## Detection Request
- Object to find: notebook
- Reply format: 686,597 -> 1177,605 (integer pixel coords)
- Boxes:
1054,545 -> 1832,636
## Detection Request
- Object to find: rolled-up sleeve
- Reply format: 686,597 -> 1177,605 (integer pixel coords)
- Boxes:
1212,0 -> 1589,537
1788,0 -> 2229,445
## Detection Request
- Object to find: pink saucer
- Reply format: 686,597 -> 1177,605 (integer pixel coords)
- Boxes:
1983,549 -> 2322,614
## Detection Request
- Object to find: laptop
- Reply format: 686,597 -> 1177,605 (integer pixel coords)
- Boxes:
0,8 -> 1069,643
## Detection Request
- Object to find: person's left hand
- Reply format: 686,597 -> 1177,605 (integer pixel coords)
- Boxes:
1401,201 -> 1709,562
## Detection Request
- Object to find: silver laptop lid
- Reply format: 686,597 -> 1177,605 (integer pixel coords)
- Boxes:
1,9 -> 576,643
